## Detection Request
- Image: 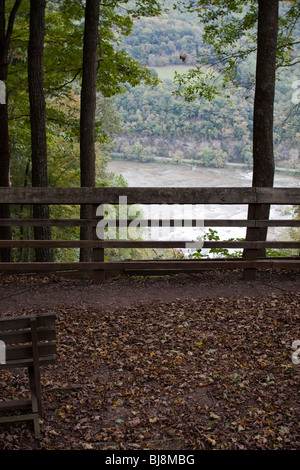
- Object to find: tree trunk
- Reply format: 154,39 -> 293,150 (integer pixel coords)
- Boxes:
80,0 -> 100,262
0,0 -> 22,262
0,63 -> 11,262
244,0 -> 279,262
28,0 -> 53,262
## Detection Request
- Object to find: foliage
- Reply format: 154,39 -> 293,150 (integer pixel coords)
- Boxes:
7,0 -> 163,193
4,0 -> 299,263
173,0 -> 300,101
191,228 -> 244,259
107,1 -> 299,168
190,227 -> 299,260
111,67 -> 299,167
5,0 -> 165,261
119,14 -> 205,66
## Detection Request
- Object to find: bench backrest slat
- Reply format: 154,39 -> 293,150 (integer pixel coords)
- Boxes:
0,313 -> 56,369
5,342 -> 56,361
0,327 -> 56,345
0,313 -> 55,331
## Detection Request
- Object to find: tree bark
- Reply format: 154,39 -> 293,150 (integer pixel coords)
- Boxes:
80,0 -> 100,262
245,0 -> 279,261
28,0 -> 53,262
0,63 -> 11,262
0,0 -> 22,262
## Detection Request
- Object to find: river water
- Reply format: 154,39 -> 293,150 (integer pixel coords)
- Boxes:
107,159 -> 300,188
107,159 -> 300,248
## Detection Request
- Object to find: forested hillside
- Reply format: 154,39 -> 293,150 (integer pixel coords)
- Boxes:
110,2 -> 300,169
119,16 -> 205,67
112,82 -> 250,167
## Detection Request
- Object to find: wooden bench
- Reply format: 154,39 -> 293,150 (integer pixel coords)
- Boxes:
0,313 -> 56,438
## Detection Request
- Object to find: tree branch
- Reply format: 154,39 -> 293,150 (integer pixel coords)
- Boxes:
276,59 -> 300,69
46,68 -> 82,93
0,0 -> 5,39
5,0 -> 22,43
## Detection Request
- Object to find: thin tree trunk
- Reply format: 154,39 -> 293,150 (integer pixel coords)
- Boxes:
28,0 -> 53,262
0,69 -> 11,262
19,157 -> 31,262
0,0 -> 22,262
245,0 -> 279,262
80,0 -> 100,262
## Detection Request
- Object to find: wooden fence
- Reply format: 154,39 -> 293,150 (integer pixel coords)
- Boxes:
0,187 -> 299,283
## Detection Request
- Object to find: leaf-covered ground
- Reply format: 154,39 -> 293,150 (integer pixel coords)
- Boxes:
0,273 -> 300,450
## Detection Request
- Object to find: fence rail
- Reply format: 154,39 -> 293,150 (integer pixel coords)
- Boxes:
0,187 -> 299,283
0,186 -> 299,204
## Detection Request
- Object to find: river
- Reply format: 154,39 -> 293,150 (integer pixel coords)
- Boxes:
106,159 -> 300,248
107,159 -> 300,188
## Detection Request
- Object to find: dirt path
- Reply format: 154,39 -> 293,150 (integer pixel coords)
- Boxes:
0,272 -> 300,314
0,270 -> 299,314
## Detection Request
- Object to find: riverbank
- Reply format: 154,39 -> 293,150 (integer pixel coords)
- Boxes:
110,154 -> 300,177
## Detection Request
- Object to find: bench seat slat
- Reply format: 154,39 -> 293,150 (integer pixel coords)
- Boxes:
0,413 -> 38,424
0,354 -> 56,370
4,342 -> 56,361
0,399 -> 32,411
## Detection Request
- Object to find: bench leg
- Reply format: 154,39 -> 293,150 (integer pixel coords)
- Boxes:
32,414 -> 41,439
30,318 -> 43,415
28,365 -> 42,438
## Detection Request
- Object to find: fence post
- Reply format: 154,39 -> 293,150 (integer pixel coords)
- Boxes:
243,210 -> 259,281
243,249 -> 257,281
243,201 -> 269,281
92,203 -> 105,284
